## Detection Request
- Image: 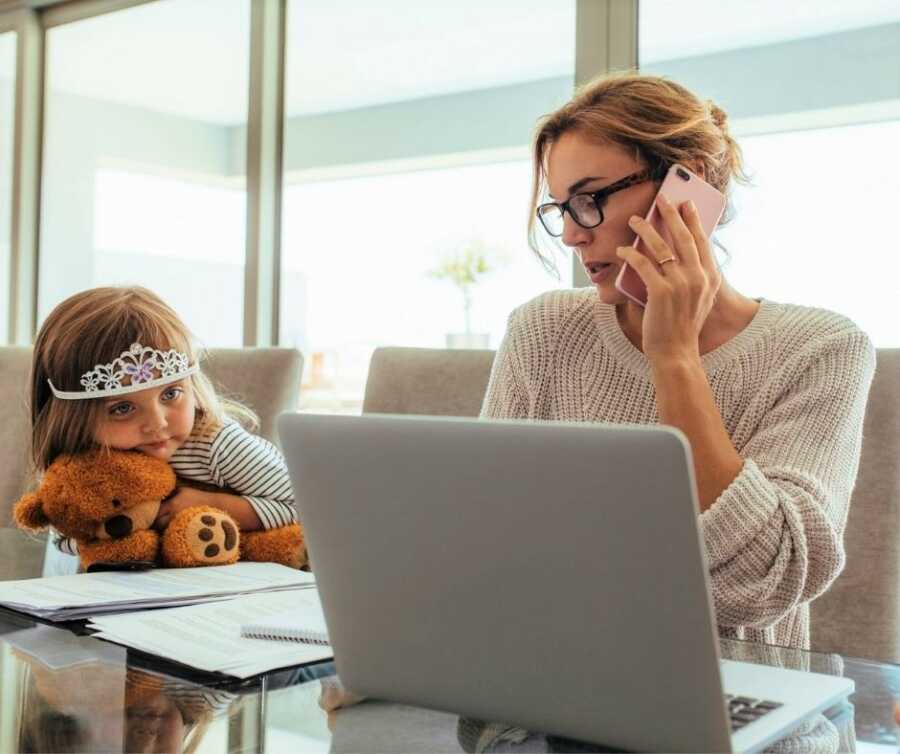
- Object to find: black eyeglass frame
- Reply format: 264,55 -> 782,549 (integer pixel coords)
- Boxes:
536,169 -> 657,237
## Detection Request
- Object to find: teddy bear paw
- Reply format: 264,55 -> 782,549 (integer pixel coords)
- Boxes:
161,506 -> 241,567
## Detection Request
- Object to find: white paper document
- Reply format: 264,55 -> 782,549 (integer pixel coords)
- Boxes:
0,562 -> 315,621
89,589 -> 333,678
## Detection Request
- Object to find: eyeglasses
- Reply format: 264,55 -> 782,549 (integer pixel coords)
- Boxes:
536,170 -> 654,237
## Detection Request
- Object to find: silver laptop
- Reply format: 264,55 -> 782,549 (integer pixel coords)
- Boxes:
278,413 -> 853,753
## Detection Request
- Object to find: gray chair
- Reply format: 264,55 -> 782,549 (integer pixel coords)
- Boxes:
0,346 -> 303,578
0,348 -> 43,578
810,348 -> 900,663
362,347 -> 495,417
200,347 -> 304,447
0,347 -> 32,529
364,346 -> 900,663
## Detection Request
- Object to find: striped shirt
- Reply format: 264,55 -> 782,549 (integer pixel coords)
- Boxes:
55,421 -> 296,555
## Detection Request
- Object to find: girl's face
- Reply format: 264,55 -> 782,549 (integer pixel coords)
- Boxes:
93,379 -> 196,461
545,130 -> 659,304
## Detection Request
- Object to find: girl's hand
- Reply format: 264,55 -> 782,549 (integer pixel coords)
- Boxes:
153,487 -> 210,530
616,193 -> 721,365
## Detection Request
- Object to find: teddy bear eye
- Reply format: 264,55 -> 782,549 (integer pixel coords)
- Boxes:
111,499 -> 122,508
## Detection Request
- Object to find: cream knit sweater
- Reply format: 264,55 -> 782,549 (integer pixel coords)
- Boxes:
480,288 -> 876,650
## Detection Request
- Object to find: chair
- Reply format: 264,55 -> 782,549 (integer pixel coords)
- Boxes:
0,348 -> 43,578
810,348 -> 900,663
199,347 -> 303,446
0,346 -> 303,578
0,347 -> 33,528
362,347 -> 495,417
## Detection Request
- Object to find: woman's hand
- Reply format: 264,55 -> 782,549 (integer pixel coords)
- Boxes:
152,487 -> 211,530
616,193 -> 721,364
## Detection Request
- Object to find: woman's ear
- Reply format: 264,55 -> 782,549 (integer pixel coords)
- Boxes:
14,492 -> 50,532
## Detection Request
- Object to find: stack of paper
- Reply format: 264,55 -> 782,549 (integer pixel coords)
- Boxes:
0,562 -> 315,621
89,589 -> 333,677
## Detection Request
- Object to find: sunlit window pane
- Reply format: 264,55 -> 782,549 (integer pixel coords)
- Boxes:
716,122 -> 900,346
282,0 -> 576,412
640,0 -> 900,346
0,32 -> 15,342
39,0 -> 250,346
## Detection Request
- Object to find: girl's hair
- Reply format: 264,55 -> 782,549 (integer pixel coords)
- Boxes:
29,286 -> 257,473
17,665 -> 213,754
528,71 -> 749,273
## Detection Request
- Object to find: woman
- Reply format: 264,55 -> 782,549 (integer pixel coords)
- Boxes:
481,73 -> 875,650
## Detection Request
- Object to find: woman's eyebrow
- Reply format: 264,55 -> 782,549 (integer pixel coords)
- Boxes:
568,175 -> 606,194
549,175 -> 607,200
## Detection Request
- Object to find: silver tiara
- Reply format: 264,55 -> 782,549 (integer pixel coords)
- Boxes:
48,342 -> 199,400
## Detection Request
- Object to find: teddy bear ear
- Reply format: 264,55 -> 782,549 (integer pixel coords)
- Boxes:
13,492 -> 50,532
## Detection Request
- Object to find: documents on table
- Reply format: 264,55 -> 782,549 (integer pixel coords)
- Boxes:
0,562 -> 315,621
89,590 -> 333,678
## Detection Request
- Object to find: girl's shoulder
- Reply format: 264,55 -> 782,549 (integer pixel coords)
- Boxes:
183,418 -> 244,448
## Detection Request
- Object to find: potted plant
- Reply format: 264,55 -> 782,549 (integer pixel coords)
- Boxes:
429,241 -> 496,349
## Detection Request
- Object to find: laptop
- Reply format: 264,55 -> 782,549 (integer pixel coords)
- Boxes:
278,413 -> 853,753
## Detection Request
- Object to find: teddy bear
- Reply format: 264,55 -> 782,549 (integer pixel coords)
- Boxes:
13,448 -> 306,571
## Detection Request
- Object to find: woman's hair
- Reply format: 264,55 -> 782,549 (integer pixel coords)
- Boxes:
29,286 -> 257,473
528,71 -> 749,273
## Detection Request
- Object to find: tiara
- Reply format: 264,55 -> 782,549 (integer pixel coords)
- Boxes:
48,342 -> 199,400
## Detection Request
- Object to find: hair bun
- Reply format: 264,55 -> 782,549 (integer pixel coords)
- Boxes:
707,101 -> 728,130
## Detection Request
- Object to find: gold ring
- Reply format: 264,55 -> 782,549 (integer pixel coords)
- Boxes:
658,256 -> 677,266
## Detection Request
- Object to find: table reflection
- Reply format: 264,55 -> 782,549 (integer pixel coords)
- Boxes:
5,622 -> 236,753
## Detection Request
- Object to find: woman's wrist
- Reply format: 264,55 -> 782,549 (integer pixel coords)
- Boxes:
649,351 -> 704,380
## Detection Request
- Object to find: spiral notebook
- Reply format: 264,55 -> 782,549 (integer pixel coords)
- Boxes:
240,604 -> 330,645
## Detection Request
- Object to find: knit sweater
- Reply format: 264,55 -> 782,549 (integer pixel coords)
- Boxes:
480,288 -> 876,650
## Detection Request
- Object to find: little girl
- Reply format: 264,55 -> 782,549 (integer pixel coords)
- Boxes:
28,285 -> 303,568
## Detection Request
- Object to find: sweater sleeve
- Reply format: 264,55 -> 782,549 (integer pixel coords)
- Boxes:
480,309 -> 530,419
208,423 -> 297,529
699,328 -> 876,629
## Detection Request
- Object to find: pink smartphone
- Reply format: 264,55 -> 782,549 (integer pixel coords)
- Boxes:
614,163 -> 726,307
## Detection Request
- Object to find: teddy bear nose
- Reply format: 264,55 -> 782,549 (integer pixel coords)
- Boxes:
112,498 -> 122,508
105,515 -> 133,539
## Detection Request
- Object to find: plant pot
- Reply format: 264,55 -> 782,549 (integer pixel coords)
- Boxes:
445,333 -> 490,349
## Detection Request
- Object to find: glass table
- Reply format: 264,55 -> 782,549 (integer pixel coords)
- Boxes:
0,528 -> 897,753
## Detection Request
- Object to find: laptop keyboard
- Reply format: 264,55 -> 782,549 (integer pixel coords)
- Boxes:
726,694 -> 783,731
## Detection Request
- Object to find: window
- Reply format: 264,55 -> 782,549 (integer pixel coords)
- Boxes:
640,0 -> 900,345
281,0 -> 576,411
94,169 -> 246,346
38,0 -> 251,345
0,32 -> 14,342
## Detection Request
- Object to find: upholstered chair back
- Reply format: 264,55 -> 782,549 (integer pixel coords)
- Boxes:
199,348 -> 303,446
362,347 -> 495,418
810,348 -> 900,662
0,347 -> 33,528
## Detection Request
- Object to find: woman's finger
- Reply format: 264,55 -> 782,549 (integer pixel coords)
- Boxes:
627,215 -> 680,271
616,246 -> 671,298
680,200 -> 717,274
655,194 -> 700,267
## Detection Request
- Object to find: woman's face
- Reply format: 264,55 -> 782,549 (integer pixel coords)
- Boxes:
545,130 -> 659,304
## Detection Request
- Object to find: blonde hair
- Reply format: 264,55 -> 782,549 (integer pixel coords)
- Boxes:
529,71 -> 748,272
29,286 -> 257,474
